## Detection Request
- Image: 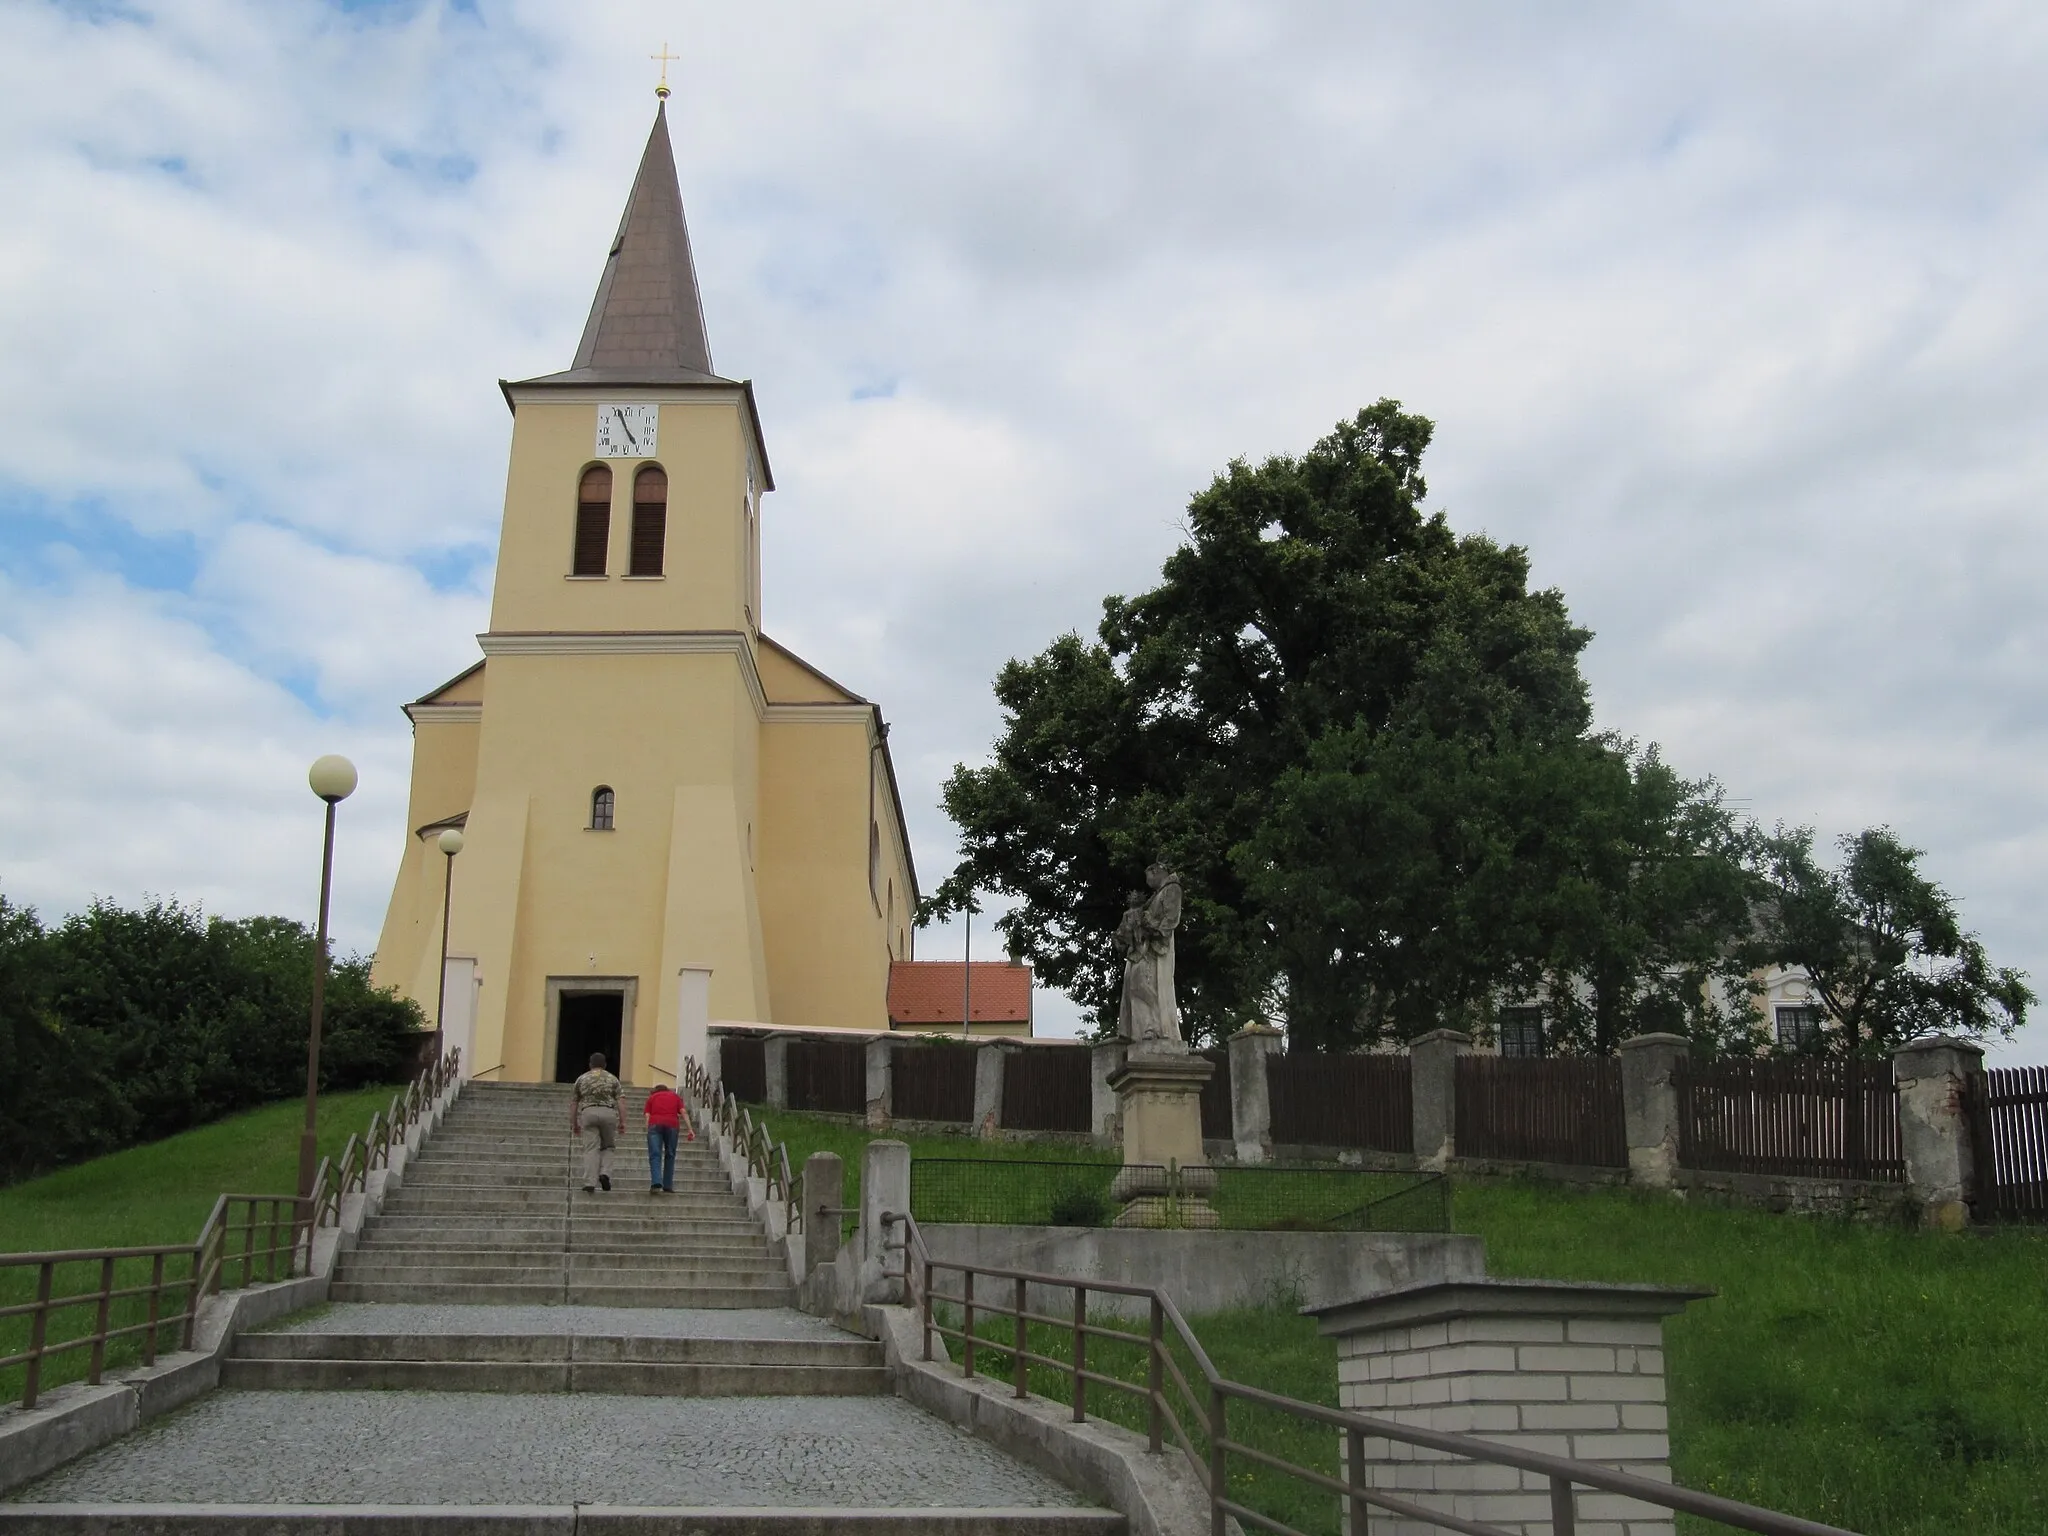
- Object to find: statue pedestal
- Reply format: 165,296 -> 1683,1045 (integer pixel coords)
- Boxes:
1108,1049 -> 1217,1228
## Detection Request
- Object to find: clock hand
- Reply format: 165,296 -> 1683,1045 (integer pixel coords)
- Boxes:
614,407 -> 638,449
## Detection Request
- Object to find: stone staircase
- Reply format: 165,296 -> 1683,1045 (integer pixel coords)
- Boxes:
327,1081 -> 797,1308
3,1079 -> 1127,1533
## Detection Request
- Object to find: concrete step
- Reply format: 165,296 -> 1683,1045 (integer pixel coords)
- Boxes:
0,1511 -> 1123,1535
335,1257 -> 791,1283
326,1280 -> 797,1306
218,1357 -> 891,1394
356,1230 -> 773,1252
232,1334 -> 880,1368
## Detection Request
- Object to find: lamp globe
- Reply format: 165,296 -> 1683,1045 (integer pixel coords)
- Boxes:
308,754 -> 358,803
437,828 -> 466,857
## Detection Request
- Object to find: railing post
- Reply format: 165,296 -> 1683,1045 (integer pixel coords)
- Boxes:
922,1260 -> 935,1362
87,1255 -> 115,1383
1072,1285 -> 1087,1423
1345,1424 -> 1367,1536
1549,1474 -> 1577,1535
23,1261 -> 52,1408
1207,1384 -> 1228,1536
963,1270 -> 977,1378
1148,1297 -> 1164,1453
1013,1275 -> 1029,1398
143,1252 -> 166,1366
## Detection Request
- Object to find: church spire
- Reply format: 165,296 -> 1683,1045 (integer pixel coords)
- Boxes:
563,100 -> 719,383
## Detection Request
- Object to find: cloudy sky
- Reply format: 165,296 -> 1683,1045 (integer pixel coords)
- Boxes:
2,1 -> 2045,1060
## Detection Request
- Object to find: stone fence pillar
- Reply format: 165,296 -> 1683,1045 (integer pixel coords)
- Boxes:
1090,1039 -> 1127,1141
764,1035 -> 790,1110
703,1031 -> 724,1090
803,1151 -> 844,1280
1619,1033 -> 1689,1190
972,1042 -> 1006,1138
864,1037 -> 893,1129
1410,1029 -> 1471,1171
1312,1278 -> 1711,1536
859,1139 -> 912,1304
1227,1024 -> 1284,1164
1893,1035 -> 1985,1230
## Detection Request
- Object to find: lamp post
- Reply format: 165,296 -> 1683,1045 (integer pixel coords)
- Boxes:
434,828 -> 464,1050
299,754 -> 358,1205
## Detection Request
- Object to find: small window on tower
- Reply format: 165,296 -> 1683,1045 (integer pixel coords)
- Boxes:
630,465 -> 667,576
590,786 -> 616,831
573,466 -> 611,576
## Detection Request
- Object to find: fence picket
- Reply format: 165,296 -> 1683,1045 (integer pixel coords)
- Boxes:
1975,1065 -> 2048,1221
1454,1057 -> 1627,1168
1675,1059 -> 1901,1182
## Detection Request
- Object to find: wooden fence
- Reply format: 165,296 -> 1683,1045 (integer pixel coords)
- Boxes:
786,1038 -> 867,1116
719,1036 -> 767,1103
1001,1046 -> 1093,1133
1968,1065 -> 2048,1221
1268,1053 -> 1413,1153
891,1044 -> 979,1123
1199,1048 -> 1233,1141
1457,1056 -> 1627,1167
1675,1058 -> 1902,1182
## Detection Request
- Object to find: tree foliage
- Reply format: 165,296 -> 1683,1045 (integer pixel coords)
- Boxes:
938,402 -> 1716,1046
1755,827 -> 2032,1057
0,894 -> 423,1184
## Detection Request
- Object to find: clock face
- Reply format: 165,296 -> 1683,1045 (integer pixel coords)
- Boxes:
594,403 -> 659,459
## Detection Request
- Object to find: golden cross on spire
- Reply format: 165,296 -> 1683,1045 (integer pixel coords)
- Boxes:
651,42 -> 678,100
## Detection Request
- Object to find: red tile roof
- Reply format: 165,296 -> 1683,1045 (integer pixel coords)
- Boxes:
889,961 -> 1032,1027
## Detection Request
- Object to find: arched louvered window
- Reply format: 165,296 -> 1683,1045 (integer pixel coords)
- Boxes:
590,786 -> 616,831
630,465 -> 667,576
573,466 -> 612,576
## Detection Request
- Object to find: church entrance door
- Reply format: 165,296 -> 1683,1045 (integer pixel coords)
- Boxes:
554,991 -> 624,1082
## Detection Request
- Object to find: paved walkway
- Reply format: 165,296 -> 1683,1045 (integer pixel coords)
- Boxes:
11,1391 -> 1088,1508
264,1302 -> 847,1340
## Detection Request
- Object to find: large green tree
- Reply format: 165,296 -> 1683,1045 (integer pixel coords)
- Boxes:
1755,827 -> 2031,1057
936,402 -> 1646,1046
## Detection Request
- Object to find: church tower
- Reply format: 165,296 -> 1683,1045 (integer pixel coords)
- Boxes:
372,103 -> 919,1084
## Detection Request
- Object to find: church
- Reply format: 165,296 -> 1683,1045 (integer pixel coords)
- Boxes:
371,100 -> 919,1085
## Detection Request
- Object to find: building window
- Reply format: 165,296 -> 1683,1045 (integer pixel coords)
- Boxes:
1775,1005 -> 1820,1048
630,465 -> 667,576
1499,1007 -> 1546,1058
590,786 -> 615,831
573,465 -> 611,576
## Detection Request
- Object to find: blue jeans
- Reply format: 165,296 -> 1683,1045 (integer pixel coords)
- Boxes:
646,1125 -> 678,1190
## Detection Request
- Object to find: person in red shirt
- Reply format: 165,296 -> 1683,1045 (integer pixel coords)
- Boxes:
643,1082 -> 692,1194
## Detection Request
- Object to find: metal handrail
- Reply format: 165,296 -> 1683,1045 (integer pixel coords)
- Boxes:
684,1056 -> 804,1236
0,1044 -> 461,1410
879,1209 -> 1859,1536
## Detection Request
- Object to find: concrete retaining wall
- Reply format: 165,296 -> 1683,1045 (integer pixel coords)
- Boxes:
918,1224 -> 1486,1319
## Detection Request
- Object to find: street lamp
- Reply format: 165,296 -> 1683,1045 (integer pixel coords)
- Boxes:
435,828 -> 464,1049
299,753 -> 357,1205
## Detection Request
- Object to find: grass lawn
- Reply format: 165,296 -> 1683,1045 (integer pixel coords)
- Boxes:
0,1083 -> 411,1401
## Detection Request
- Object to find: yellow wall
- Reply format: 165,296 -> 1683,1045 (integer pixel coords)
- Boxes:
372,380 -> 919,1082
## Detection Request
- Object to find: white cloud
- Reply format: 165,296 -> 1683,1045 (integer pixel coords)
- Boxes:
1,1 -> 2046,1060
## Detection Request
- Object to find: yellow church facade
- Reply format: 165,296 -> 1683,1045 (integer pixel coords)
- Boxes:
371,103 -> 918,1084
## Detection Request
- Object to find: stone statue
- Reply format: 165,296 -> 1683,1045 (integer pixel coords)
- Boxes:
1115,862 -> 1183,1050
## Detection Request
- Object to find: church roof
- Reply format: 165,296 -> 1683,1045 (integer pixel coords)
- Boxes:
516,102 -> 726,388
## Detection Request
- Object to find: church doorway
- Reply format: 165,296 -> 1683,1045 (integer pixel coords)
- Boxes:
553,992 -> 622,1082
544,976 -> 640,1084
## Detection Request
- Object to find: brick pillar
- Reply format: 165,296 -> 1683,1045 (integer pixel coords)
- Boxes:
1893,1035 -> 1986,1230
1313,1278 -> 1710,1536
972,1043 -> 1005,1138
1227,1024 -> 1284,1164
764,1035 -> 790,1110
865,1037 -> 893,1130
1410,1029 -> 1471,1171
1619,1033 -> 1689,1190
1090,1039 -> 1127,1141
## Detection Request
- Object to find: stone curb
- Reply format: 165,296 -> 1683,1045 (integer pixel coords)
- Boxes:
0,1507 -> 1125,1534
864,1304 -> 1212,1536
0,1079 -> 464,1496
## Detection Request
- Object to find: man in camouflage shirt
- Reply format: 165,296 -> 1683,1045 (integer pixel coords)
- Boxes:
571,1052 -> 622,1193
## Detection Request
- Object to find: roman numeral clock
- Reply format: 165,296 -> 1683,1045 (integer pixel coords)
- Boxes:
595,403 -> 658,458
